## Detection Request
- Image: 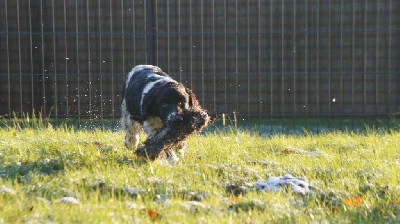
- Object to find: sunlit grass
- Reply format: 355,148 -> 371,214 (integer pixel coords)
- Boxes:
0,119 -> 399,223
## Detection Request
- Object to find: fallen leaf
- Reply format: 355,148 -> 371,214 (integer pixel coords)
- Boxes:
391,199 -> 400,205
148,209 -> 158,219
281,148 -> 293,155
230,197 -> 244,203
341,195 -> 363,207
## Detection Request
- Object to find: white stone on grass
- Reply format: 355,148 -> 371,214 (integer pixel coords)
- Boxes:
0,185 -> 16,195
254,174 -> 313,195
56,197 -> 79,205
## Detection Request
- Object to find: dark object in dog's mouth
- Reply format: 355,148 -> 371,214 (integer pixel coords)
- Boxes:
135,109 -> 213,160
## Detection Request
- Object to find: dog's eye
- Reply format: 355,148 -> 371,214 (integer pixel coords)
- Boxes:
178,102 -> 185,108
161,103 -> 169,108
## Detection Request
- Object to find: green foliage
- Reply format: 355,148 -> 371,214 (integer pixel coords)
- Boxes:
389,112 -> 400,130
0,123 -> 399,223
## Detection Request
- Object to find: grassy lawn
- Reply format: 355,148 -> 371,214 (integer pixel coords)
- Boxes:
0,120 -> 399,223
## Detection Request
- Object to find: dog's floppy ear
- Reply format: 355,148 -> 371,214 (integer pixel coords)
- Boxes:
185,87 -> 200,110
132,88 -> 157,123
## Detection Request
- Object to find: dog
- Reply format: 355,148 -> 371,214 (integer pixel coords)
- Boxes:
121,65 -> 201,162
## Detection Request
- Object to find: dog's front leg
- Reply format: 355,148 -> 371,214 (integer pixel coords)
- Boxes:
121,99 -> 141,149
123,122 -> 141,149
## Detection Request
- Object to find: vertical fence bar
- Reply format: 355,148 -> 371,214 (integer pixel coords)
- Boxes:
52,0 -> 58,120
178,0 -> 181,82
110,0 -> 115,122
200,0 -> 204,107
293,0 -> 297,130
213,0 -> 216,113
281,0 -> 284,132
155,0 -> 158,65
340,0 -> 343,129
121,0 -> 125,76
5,0 -> 11,119
40,0 -> 46,117
17,0 -> 23,115
29,0 -> 34,116
144,0 -> 147,64
269,0 -> 273,132
167,0 -> 170,73
316,0 -> 320,131
363,0 -> 367,117
87,0 -> 91,120
328,0 -> 332,129
234,0 -> 238,114
258,0 -> 261,119
189,0 -> 192,88
75,0 -> 80,123
351,0 -> 355,128
223,0 -> 227,114
98,1 -> 103,121
257,0 -> 262,119
120,0 -> 125,121
63,0 -> 69,117
146,0 -> 154,65
388,0 -> 392,115
246,0 -> 250,118
375,0 -> 379,117
304,0 -> 308,130
132,0 -> 136,66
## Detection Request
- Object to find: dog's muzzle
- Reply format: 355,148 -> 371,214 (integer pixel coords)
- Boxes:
167,113 -> 184,124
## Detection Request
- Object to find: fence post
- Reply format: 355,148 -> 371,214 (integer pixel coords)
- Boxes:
30,0 -> 45,116
146,0 -> 155,65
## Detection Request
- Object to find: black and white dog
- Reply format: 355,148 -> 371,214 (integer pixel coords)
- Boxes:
121,65 -> 200,161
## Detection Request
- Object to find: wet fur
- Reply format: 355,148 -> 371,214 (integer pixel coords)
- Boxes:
121,65 -> 210,162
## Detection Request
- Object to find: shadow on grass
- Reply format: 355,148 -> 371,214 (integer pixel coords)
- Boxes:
1,154 -> 148,181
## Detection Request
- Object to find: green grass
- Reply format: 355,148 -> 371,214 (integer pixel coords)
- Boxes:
0,120 -> 399,223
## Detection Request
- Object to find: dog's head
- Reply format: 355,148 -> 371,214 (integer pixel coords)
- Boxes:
142,82 -> 200,124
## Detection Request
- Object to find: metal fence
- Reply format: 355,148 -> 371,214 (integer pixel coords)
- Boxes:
1,0 -> 399,121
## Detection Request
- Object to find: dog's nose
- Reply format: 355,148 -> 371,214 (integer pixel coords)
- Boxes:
170,115 -> 183,124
